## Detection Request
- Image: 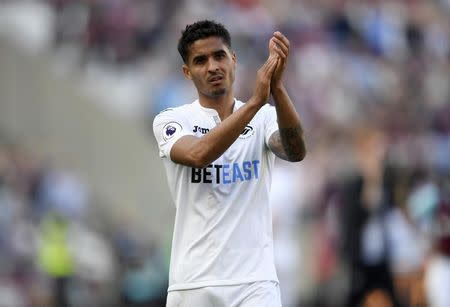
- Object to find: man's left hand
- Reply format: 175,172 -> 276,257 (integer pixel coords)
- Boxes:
269,31 -> 290,88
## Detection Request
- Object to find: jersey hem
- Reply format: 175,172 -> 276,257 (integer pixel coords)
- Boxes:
167,277 -> 279,292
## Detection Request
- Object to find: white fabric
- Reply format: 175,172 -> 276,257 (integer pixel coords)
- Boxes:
385,208 -> 427,274
425,255 -> 450,307
361,215 -> 385,265
153,99 -> 279,291
166,281 -> 281,307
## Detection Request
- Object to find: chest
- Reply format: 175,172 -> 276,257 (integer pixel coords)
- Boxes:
189,114 -> 265,162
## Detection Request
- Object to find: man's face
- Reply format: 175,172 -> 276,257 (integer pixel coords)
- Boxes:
183,37 -> 236,99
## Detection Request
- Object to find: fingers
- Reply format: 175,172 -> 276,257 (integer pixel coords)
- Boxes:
266,56 -> 278,76
262,55 -> 278,77
271,37 -> 288,58
270,31 -> 290,59
269,39 -> 278,58
261,53 -> 277,71
257,55 -> 278,86
274,31 -> 290,49
254,56 -> 278,104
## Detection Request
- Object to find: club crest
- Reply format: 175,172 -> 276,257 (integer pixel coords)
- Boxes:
239,125 -> 254,139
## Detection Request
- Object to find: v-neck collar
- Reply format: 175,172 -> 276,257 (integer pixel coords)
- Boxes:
194,99 -> 239,124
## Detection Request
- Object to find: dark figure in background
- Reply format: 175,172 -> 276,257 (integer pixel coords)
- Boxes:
338,128 -> 404,307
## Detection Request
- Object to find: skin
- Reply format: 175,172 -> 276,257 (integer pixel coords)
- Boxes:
267,32 -> 307,162
170,32 -> 306,168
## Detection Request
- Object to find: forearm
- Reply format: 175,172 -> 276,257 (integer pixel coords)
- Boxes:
171,98 -> 261,167
270,83 -> 306,161
272,83 -> 302,129
198,98 -> 260,162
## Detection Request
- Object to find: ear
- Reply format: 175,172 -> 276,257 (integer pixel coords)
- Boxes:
182,64 -> 192,80
232,52 -> 237,67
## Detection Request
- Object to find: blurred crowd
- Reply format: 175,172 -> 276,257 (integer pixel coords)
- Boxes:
1,0 -> 450,306
48,0 -> 178,64
0,136 -> 168,306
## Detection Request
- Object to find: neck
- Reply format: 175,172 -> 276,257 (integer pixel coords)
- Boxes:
198,92 -> 235,120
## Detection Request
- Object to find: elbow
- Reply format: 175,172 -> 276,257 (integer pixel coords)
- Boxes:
190,157 -> 210,169
298,146 -> 307,161
289,143 -> 307,162
289,150 -> 306,162
298,140 -> 307,161
187,149 -> 212,169
299,146 -> 307,161
298,153 -> 307,162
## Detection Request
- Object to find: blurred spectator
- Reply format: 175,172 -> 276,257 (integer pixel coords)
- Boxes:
424,173 -> 450,307
120,240 -> 168,307
37,213 -> 74,307
384,167 -> 429,306
337,128 -> 403,307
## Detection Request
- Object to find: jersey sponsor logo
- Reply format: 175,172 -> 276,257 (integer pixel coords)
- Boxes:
239,125 -> 254,139
191,160 -> 260,184
162,122 -> 182,141
193,125 -> 210,134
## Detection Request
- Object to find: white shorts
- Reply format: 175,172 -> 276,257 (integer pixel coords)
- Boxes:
166,281 -> 282,307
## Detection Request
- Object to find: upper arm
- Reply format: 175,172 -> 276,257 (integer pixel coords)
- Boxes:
153,109 -> 195,161
262,104 -> 306,162
152,110 -> 210,168
268,128 -> 306,162
268,130 -> 289,161
263,105 -> 288,160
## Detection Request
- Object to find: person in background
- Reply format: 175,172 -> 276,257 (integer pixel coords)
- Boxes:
424,173 -> 450,307
338,128 -> 404,307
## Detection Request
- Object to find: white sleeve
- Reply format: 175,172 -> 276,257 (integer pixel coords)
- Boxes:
153,108 -> 194,160
263,105 -> 279,147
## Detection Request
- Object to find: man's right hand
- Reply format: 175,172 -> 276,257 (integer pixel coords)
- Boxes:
251,53 -> 278,107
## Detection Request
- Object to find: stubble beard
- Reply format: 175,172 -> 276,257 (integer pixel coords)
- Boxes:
210,88 -> 226,97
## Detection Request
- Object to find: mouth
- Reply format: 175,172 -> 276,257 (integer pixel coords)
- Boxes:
208,75 -> 223,84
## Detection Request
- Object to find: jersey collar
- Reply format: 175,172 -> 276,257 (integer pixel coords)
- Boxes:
194,99 -> 240,124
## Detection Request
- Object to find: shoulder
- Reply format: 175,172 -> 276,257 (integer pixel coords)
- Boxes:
154,103 -> 191,118
153,102 -> 194,125
152,102 -> 196,141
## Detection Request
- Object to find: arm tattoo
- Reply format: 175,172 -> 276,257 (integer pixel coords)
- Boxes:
269,126 -> 306,162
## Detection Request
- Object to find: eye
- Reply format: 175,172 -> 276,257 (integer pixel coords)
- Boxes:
193,56 -> 206,65
215,52 -> 226,60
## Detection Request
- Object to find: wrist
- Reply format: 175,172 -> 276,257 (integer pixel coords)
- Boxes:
247,96 -> 265,109
271,82 -> 286,98
271,81 -> 285,93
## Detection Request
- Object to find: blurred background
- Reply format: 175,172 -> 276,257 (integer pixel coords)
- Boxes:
0,0 -> 449,306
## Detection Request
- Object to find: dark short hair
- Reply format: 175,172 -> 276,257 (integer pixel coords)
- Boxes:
177,20 -> 232,63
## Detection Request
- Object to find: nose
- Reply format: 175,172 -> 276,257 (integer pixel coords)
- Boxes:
207,58 -> 219,73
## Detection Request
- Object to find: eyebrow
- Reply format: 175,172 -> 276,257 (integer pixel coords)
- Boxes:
191,49 -> 227,63
213,50 -> 227,56
192,54 -> 207,63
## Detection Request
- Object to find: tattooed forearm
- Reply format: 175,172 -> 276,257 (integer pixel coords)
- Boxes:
269,127 -> 306,162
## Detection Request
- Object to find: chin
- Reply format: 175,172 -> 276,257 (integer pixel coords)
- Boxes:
210,88 -> 226,97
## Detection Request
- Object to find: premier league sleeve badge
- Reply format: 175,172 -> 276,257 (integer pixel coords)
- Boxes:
162,122 -> 183,141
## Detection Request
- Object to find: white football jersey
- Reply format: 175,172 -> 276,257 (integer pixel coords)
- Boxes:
153,99 -> 280,291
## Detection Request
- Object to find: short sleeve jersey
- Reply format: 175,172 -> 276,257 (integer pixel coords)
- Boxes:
153,99 -> 279,291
